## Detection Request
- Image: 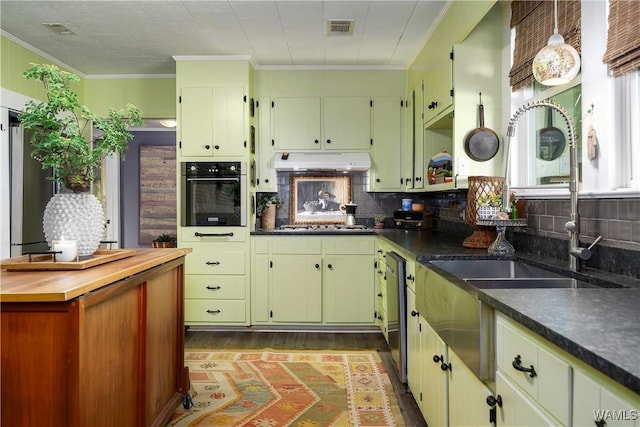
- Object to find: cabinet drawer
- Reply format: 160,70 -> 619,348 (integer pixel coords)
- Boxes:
185,299 -> 247,323
180,227 -> 246,242
323,237 -> 375,255
497,314 -> 571,425
185,275 -> 246,299
186,247 -> 246,275
271,239 -> 321,254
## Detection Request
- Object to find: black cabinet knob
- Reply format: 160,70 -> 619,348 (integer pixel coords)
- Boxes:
486,395 -> 503,408
315,263 -> 320,269
327,263 -> 333,269
410,310 -> 419,317
214,145 -> 220,150
204,145 -> 211,149
314,139 -> 319,144
326,139 -> 331,144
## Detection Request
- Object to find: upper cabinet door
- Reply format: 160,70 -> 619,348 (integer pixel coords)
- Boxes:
370,97 -> 403,191
179,86 -> 246,157
179,87 -> 214,157
211,87 -> 246,157
323,97 -> 371,150
272,97 -> 321,151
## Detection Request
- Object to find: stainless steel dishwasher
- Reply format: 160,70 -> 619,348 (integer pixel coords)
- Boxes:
386,251 -> 407,383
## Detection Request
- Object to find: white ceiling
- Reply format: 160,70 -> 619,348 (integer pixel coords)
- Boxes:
0,0 -> 450,77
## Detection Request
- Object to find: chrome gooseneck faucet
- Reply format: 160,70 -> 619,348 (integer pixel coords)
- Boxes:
503,100 -> 601,271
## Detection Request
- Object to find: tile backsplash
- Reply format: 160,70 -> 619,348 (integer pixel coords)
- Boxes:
261,171 -> 639,278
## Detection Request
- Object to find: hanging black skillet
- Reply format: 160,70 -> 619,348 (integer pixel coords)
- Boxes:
537,106 -> 567,161
464,93 -> 499,162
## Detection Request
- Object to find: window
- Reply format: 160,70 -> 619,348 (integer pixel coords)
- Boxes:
509,2 -> 639,197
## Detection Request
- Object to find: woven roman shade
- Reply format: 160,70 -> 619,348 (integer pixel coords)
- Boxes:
509,0 -> 582,91
602,0 -> 640,77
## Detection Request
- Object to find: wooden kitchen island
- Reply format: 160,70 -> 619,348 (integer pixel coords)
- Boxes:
1,248 -> 192,427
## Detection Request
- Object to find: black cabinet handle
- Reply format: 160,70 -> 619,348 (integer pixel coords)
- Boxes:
214,145 -> 220,150
512,355 -> 537,378
206,309 -> 221,315
204,144 -> 211,149
377,314 -> 383,321
265,179 -> 269,183
407,274 -> 415,282
326,139 -> 331,144
315,263 -> 320,269
410,310 -> 419,317
206,286 -> 222,290
195,232 -> 234,237
314,139 -> 319,144
377,293 -> 383,298
206,261 -> 221,266
376,178 -> 380,183
486,395 -> 503,408
327,263 -> 333,269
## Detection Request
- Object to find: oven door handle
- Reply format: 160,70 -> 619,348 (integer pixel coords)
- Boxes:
186,177 -> 240,182
194,232 -> 234,237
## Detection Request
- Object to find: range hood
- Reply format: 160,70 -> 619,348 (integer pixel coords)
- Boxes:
273,152 -> 371,171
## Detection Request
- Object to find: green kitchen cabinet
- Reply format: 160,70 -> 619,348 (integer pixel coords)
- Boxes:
271,254 -> 323,323
272,97 -> 321,151
496,312 -> 640,427
370,97 -> 404,191
448,348 -> 494,426
406,286 -> 422,408
181,228 -> 250,326
178,86 -> 246,157
419,318 -> 449,426
323,237 -> 375,324
423,45 -> 453,126
322,96 -> 371,151
255,96 -> 277,191
251,236 -> 376,326
403,81 -> 425,191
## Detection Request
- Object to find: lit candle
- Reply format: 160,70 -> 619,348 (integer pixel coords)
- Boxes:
52,240 -> 78,262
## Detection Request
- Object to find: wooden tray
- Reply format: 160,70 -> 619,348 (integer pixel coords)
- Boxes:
1,249 -> 137,271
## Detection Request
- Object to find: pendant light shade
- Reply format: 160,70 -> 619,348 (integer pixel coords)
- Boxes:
532,0 -> 581,86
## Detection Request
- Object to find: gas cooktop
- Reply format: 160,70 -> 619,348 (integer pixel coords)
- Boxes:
273,224 -> 371,232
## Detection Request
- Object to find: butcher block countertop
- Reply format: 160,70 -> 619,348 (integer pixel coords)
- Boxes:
0,248 -> 192,303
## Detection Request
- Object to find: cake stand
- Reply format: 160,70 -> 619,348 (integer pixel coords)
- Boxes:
476,218 -> 527,255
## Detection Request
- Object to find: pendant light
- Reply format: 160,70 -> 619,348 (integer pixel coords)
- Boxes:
532,0 -> 580,86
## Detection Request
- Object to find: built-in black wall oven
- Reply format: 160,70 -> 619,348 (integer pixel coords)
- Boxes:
181,161 -> 247,226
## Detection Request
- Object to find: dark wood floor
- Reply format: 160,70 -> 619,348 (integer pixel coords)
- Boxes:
184,329 -> 427,427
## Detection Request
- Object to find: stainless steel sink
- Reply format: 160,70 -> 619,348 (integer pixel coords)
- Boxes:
466,277 -> 597,289
429,259 -> 563,280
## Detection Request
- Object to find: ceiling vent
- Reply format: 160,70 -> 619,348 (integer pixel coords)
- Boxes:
327,19 -> 354,36
41,23 -> 76,36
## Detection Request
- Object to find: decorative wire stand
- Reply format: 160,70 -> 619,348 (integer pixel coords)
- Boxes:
463,176 -> 504,248
476,219 -> 527,254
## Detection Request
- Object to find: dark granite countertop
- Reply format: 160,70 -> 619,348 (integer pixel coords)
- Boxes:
252,229 -> 376,236
375,228 -> 640,395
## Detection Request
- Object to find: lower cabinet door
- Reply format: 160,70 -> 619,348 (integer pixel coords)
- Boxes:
496,371 -> 560,426
448,348 -> 493,427
420,320 -> 448,427
323,255 -> 374,323
271,254 -> 322,322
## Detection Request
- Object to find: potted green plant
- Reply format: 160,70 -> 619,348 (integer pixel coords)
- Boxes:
374,214 -> 386,229
152,233 -> 176,248
19,63 -> 143,257
257,193 -> 283,230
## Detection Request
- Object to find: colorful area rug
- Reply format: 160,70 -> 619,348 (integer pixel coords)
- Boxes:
167,349 -> 404,427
